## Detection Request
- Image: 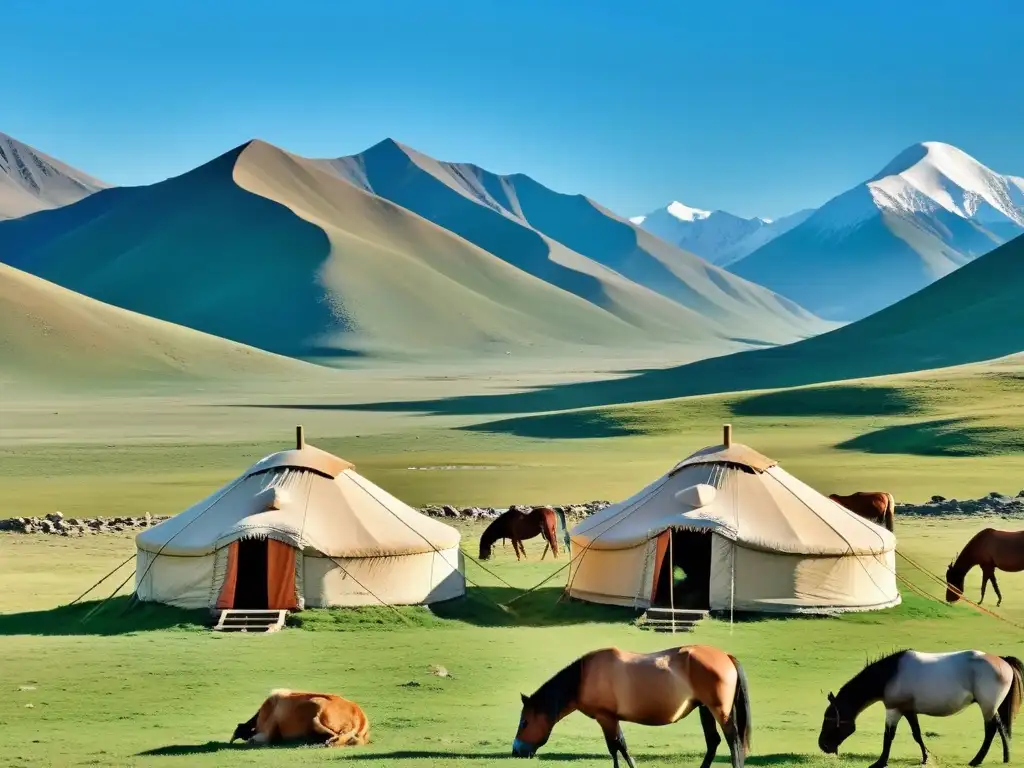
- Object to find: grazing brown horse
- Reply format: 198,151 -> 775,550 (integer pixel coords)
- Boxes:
512,645 -> 752,768
479,507 -> 559,561
829,491 -> 896,532
946,528 -> 1024,607
231,689 -> 370,747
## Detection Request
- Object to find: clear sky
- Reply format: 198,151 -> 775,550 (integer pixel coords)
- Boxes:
5,0 -> 1022,219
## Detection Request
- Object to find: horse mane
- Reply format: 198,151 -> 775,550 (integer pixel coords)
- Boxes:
528,656 -> 584,720
835,649 -> 909,713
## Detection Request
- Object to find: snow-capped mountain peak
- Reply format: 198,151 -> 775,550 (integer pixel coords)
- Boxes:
813,141 -> 1024,232
665,200 -> 711,222
631,200 -> 812,266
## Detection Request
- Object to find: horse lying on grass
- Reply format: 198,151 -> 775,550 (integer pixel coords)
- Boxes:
231,688 -> 370,748
513,644 -> 752,768
819,649 -> 1023,767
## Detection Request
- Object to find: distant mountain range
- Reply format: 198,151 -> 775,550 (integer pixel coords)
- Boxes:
631,202 -> 813,266
0,134 -> 829,374
636,142 -> 1023,322
0,132 -> 108,219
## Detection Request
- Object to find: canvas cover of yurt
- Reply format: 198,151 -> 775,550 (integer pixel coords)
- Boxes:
135,428 -> 465,610
567,426 -> 899,615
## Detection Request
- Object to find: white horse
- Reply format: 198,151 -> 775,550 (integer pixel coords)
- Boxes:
818,649 -> 1023,767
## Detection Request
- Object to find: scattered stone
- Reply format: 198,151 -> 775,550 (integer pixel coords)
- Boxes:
430,664 -> 452,679
930,495 -> 946,503
442,505 -> 459,518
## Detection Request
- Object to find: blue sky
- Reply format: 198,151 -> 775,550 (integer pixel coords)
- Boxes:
5,0 -> 1021,219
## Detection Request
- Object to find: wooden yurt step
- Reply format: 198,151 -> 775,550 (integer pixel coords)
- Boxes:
637,608 -> 709,633
213,609 -> 288,633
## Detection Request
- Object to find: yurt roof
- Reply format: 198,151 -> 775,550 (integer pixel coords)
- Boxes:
137,430 -> 460,558
571,425 -> 895,557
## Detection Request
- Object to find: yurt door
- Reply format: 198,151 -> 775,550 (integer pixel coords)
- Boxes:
234,538 -> 269,609
652,529 -> 712,610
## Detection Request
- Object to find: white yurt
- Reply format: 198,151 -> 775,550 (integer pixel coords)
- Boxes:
135,428 -> 465,611
566,425 -> 899,615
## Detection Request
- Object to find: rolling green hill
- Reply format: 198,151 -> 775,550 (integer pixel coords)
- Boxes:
0,261 -> 330,390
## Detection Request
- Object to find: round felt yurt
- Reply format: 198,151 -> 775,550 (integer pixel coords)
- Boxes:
134,428 -> 465,611
566,425 -> 899,615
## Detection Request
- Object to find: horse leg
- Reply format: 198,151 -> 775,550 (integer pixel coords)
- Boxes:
541,541 -> 549,560
969,715 -> 1000,766
905,711 -> 928,764
703,700 -> 742,768
996,713 -> 1010,762
597,717 -> 636,768
868,708 -> 902,768
696,705 -> 721,768
981,569 -> 991,604
990,571 -> 1003,607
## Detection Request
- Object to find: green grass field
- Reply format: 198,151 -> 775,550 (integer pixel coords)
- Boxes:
3,357 -> 1024,767
2,516 -> 1024,768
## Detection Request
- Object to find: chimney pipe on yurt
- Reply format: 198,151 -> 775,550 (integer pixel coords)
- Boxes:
723,423 -> 732,448
296,425 -> 305,450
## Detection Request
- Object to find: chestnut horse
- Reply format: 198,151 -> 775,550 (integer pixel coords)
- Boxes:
946,528 -> 1024,607
231,689 -> 370,747
819,649 -> 1023,767
479,507 -> 559,561
513,644 -> 752,768
829,491 -> 895,532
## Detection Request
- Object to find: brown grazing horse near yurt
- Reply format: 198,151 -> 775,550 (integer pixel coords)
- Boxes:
828,491 -> 896,532
231,689 -> 370,747
946,528 -> 1024,607
479,507 -> 559,561
513,644 -> 752,768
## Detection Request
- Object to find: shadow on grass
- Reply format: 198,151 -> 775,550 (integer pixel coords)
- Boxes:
290,588 -> 639,631
338,750 -> 817,763
138,740 -> 325,756
141,745 -> 819,763
838,418 -> 1024,458
0,596 -> 208,636
731,385 -> 924,418
460,409 -> 642,439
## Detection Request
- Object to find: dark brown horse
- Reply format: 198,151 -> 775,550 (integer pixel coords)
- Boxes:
478,507 -> 559,561
513,644 -> 752,768
946,528 -> 1024,607
829,491 -> 895,532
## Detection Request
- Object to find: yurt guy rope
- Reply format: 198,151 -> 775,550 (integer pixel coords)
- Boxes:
345,474 -> 520,615
68,553 -> 136,607
110,472 -> 249,621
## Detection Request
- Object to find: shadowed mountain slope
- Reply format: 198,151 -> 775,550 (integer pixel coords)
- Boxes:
328,139 -> 831,346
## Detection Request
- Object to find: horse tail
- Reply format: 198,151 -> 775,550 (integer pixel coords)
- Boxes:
544,509 -> 559,556
999,656 -> 1024,735
728,655 -> 752,755
883,493 -> 895,532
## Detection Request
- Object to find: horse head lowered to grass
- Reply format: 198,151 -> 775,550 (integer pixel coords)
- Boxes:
945,528 -> 1024,607
818,649 -> 1023,767
478,507 -> 559,562
513,644 -> 752,768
